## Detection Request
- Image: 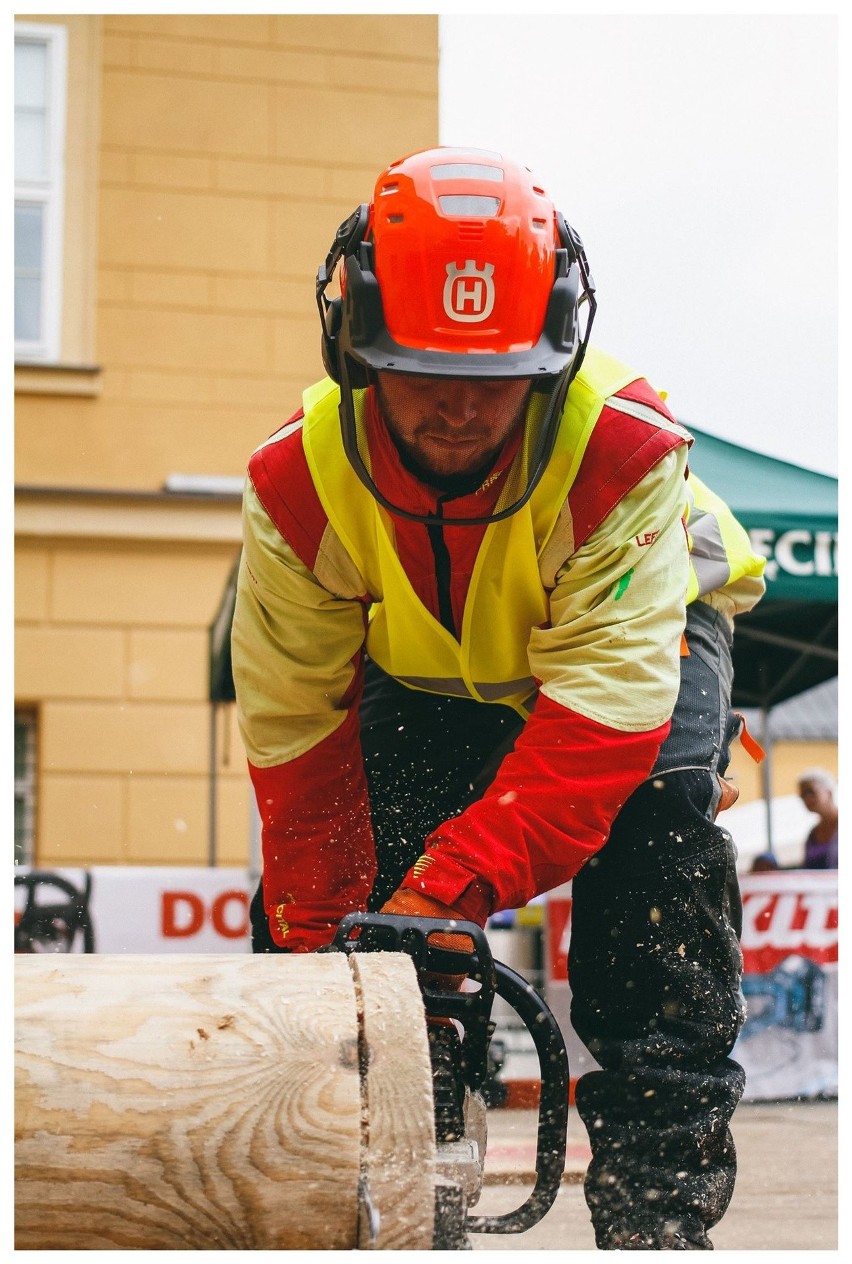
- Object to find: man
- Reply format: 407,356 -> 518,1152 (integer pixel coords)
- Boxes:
797,768 -> 838,869
232,147 -> 766,1249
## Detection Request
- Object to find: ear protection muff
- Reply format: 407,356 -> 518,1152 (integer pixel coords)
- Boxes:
316,204 -> 370,384
554,212 -> 596,380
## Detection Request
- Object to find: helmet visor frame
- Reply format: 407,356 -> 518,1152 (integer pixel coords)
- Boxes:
337,351 -> 578,528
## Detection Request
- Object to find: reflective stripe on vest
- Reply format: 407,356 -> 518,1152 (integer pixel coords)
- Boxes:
684,473 -> 766,602
302,349 -> 667,716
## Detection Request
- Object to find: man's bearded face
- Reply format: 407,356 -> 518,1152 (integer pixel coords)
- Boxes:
376,373 -> 532,481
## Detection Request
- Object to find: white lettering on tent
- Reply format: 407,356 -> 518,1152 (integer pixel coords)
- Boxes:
775,529 -> 815,576
747,527 -> 838,582
750,528 -> 777,579
814,531 -> 835,576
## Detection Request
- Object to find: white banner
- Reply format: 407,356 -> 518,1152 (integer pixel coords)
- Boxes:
544,870 -> 838,1101
733,868 -> 837,1100
15,865 -> 838,1100
14,866 -> 253,954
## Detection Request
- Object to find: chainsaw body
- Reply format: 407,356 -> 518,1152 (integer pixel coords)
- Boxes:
332,911 -> 570,1248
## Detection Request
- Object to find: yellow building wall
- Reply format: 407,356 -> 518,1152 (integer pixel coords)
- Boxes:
15,506 -> 246,867
15,14 -> 439,868
727,739 -> 838,804
16,13 -> 439,490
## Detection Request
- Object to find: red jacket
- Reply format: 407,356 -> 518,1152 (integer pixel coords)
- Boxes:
236,369 -> 689,949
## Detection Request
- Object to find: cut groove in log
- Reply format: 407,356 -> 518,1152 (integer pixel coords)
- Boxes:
15,952 -> 436,1250
351,953 -> 437,1249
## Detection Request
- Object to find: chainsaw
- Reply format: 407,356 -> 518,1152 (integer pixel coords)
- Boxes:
332,911 -> 570,1249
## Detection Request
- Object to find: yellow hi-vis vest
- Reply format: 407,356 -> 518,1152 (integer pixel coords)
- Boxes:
302,349 -> 678,717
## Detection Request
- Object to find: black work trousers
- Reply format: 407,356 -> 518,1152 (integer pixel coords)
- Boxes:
250,601 -> 745,1249
568,601 -> 746,1249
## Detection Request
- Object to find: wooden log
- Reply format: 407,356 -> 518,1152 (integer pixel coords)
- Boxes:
15,952 -> 436,1250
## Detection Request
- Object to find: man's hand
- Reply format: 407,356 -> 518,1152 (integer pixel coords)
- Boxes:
380,888 -> 475,991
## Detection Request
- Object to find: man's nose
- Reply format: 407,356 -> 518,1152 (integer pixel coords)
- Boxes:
435,383 -> 479,426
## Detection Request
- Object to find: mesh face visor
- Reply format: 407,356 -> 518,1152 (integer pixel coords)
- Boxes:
338,358 -> 570,527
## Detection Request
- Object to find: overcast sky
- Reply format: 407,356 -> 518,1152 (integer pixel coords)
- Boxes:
438,13 -> 838,476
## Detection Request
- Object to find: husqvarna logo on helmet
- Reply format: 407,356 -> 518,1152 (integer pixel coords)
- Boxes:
443,260 -> 495,323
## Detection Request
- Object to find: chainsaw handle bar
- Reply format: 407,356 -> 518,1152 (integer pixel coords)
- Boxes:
333,911 -> 498,1089
466,958 -> 569,1235
332,912 -> 570,1237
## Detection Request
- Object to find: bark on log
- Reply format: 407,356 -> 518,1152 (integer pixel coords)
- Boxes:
15,952 -> 436,1250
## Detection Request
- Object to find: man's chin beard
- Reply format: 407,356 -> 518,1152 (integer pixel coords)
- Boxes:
393,439 -> 497,497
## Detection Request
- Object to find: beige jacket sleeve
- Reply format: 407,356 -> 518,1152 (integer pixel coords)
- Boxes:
530,446 -> 691,731
231,480 -> 367,768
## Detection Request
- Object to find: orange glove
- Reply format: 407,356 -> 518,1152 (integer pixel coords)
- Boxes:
380,888 -> 476,991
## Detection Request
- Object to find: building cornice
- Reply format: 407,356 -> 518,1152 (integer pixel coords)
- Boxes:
14,485 -> 243,545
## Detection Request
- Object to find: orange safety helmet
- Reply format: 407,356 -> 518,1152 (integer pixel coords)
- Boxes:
316,146 -> 596,524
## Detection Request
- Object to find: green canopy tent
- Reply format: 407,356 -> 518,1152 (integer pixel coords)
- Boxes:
209,552 -> 239,709
685,426 -> 837,854
685,425 -> 838,709
207,552 -> 240,866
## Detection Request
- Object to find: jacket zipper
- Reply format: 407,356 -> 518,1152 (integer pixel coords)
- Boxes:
426,500 -> 456,637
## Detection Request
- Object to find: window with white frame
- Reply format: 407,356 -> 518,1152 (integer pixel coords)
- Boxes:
15,709 -> 38,866
15,22 -> 68,363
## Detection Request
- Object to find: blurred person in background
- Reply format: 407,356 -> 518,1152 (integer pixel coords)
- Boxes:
797,769 -> 838,869
749,851 -> 780,873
